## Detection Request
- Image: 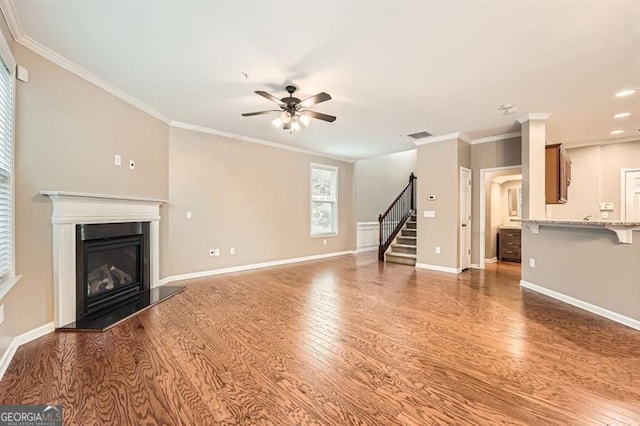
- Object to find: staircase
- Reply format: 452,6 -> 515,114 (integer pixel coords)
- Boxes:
385,212 -> 417,265
378,174 -> 417,265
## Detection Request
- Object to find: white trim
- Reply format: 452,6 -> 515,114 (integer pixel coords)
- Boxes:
0,274 -> 20,300
621,168 -> 640,222
158,250 -> 356,285
459,166 -> 472,271
520,280 -> 640,331
356,221 -> 379,253
356,246 -> 378,253
0,321 -> 54,381
170,121 -> 355,163
0,0 -> 22,42
516,113 -> 551,124
485,257 -> 498,264
479,165 -> 522,269
415,263 -> 462,274
412,132 -> 471,146
471,132 -> 522,145
40,192 -> 165,326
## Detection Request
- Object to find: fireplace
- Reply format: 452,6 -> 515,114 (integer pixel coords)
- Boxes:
76,222 -> 150,320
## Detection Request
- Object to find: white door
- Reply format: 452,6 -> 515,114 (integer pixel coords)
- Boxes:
460,168 -> 472,270
624,169 -> 640,221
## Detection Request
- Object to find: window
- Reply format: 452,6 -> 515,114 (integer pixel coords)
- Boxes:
0,31 -> 15,289
310,163 -> 338,236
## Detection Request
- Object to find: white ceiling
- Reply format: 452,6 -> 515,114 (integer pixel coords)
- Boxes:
6,1 -> 640,159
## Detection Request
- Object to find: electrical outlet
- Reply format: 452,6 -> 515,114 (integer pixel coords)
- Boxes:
529,258 -> 536,268
323,239 -> 327,245
435,246 -> 441,254
0,304 -> 4,325
186,211 -> 192,219
601,212 -> 609,219
129,160 -> 135,170
230,247 -> 235,255
114,154 -> 121,166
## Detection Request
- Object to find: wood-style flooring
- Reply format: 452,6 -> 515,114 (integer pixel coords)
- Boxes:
1,253 -> 639,425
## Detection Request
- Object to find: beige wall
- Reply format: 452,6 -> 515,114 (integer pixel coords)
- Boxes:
354,149 -> 415,222
547,141 -> 640,221
0,36 -> 169,360
470,138 -> 522,264
161,127 -> 355,277
521,226 -> 640,321
416,139 -> 459,269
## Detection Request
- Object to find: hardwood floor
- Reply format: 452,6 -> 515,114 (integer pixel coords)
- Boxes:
1,253 -> 639,425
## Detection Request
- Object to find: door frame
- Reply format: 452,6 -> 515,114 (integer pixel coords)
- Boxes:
459,167 -> 472,271
621,168 -> 640,221
479,165 -> 522,269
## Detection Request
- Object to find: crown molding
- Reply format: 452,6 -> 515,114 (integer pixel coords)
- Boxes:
471,132 -> 522,145
516,113 -> 551,124
412,132 -> 472,146
170,121 -> 356,163
0,0 -> 22,41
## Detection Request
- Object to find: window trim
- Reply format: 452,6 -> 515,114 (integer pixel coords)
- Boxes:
310,163 -> 339,237
0,27 -> 20,299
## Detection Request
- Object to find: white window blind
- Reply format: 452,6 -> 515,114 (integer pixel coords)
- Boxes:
311,164 -> 338,236
0,56 -> 13,284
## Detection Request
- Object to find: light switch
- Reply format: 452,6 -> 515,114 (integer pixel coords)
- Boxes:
114,154 -> 121,166
186,211 -> 192,219
424,210 -> 436,218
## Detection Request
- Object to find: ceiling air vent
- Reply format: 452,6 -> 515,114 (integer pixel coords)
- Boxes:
407,131 -> 432,139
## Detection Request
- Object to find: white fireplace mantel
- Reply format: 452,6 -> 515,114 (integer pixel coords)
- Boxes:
40,191 -> 167,327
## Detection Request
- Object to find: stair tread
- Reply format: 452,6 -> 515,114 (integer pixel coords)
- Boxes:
392,244 -> 417,249
398,236 -> 417,240
387,252 -> 417,259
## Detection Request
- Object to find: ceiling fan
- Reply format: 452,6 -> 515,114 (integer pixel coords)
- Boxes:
242,85 -> 336,133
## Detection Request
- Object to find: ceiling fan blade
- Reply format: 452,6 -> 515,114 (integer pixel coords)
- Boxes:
255,90 -> 285,106
241,110 -> 280,117
304,110 -> 337,123
300,92 -> 331,108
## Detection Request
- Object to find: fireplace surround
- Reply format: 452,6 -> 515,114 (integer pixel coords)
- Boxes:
41,191 -> 166,328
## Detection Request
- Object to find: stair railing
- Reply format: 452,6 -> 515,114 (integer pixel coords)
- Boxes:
378,173 -> 416,261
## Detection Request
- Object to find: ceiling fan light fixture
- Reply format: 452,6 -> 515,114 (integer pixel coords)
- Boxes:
299,113 -> 311,127
291,119 -> 301,133
280,111 -> 292,124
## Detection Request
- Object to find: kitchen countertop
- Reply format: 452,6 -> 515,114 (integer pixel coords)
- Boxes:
520,219 -> 640,244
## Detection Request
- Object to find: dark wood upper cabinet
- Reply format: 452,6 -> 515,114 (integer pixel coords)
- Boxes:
545,143 -> 572,204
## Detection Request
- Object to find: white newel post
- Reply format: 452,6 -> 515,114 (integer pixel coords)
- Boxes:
41,191 -> 166,328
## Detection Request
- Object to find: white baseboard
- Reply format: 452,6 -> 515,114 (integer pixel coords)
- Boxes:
159,250 -> 356,285
415,263 -> 462,274
485,257 -> 498,264
356,246 -> 377,254
0,321 -> 55,381
520,280 -> 640,331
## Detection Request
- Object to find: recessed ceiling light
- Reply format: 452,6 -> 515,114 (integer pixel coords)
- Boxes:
615,89 -> 636,97
610,129 -> 625,135
613,112 -> 631,119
